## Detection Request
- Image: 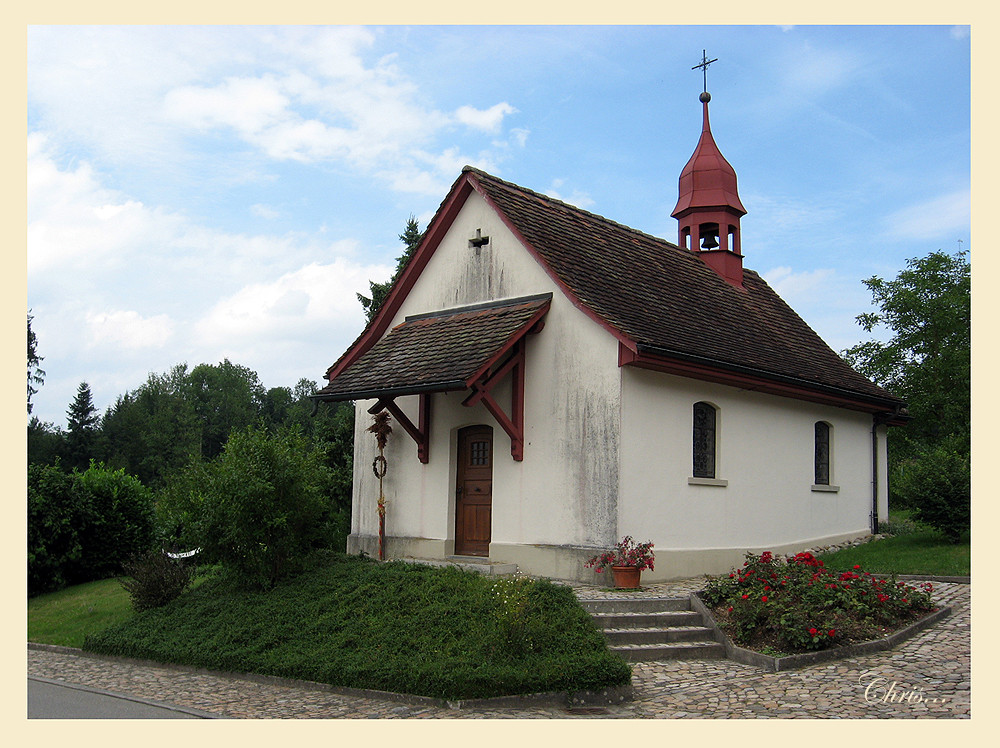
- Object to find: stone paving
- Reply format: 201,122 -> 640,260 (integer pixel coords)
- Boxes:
27,578 -> 970,719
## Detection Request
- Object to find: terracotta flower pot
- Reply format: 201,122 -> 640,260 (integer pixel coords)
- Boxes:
611,565 -> 641,589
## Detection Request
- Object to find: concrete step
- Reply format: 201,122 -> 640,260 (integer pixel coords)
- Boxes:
580,597 -> 690,614
397,557 -> 518,576
589,610 -> 704,629
609,641 -> 727,662
602,626 -> 716,646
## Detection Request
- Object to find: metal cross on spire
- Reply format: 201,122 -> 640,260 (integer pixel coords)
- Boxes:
692,49 -> 719,93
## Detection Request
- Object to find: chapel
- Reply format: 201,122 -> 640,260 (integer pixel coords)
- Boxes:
313,86 -> 907,582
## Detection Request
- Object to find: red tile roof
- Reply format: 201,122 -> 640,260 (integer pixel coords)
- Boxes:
320,166 -> 903,415
465,167 -> 903,410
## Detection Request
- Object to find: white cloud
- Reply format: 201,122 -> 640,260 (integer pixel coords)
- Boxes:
164,76 -> 291,135
86,310 -> 175,350
195,259 -> 392,350
29,26 -> 520,197
251,203 -> 281,220
544,179 -> 595,210
454,103 -> 517,133
883,189 -> 971,241
27,133 -> 188,275
761,266 -> 835,303
950,26 -> 970,40
26,128 -> 393,425
781,42 -> 863,96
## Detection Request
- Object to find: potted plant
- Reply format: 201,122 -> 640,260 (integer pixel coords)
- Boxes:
585,536 -> 655,589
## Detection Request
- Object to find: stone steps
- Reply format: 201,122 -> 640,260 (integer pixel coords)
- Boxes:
581,596 -> 725,663
397,556 -> 518,576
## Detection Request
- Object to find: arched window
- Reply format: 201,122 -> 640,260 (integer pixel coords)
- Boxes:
693,402 -> 717,479
814,421 -> 831,486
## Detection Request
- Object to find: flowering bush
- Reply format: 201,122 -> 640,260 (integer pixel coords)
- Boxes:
702,551 -> 935,653
585,536 -> 655,573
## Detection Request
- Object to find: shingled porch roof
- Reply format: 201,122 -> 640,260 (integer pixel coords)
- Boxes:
314,294 -> 551,402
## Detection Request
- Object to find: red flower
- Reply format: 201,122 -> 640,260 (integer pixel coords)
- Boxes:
828,629 -> 836,637
809,627 -> 818,636
853,565 -> 861,570
741,594 -> 749,599
727,606 -> 733,613
761,595 -> 768,602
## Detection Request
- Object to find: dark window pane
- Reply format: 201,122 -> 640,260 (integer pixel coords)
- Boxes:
815,422 -> 830,485
693,402 -> 716,479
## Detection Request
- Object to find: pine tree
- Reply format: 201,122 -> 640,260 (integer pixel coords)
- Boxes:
66,381 -> 99,470
357,215 -> 425,321
27,312 -> 45,414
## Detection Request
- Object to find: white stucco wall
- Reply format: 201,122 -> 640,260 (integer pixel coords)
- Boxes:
348,190 -> 622,571
618,367 -> 878,579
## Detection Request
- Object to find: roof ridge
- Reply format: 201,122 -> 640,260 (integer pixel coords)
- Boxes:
462,165 -> 683,255
403,293 -> 552,322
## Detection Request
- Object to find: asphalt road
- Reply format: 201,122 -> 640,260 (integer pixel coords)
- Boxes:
28,677 -> 215,719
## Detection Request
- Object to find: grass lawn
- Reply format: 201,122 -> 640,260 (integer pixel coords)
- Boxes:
28,578 -> 134,648
74,552 -> 630,701
818,511 -> 969,577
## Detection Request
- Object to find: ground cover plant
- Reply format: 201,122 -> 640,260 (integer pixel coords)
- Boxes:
702,551 -> 937,655
83,552 -> 631,701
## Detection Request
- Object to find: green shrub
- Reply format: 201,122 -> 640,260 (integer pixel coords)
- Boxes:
894,446 -> 970,543
76,463 -> 155,581
28,463 -> 86,595
28,463 -> 156,596
120,550 -> 193,611
158,426 -> 334,589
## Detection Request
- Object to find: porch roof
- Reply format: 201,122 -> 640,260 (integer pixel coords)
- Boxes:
313,293 -> 551,402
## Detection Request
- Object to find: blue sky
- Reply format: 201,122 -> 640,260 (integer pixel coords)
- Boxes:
26,25 -> 971,428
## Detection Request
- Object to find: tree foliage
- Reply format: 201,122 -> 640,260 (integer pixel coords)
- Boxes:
357,215 -> 424,321
843,250 -> 970,459
158,425 -> 336,589
28,462 -> 155,595
843,250 -> 971,534
185,359 -> 267,459
98,366 -> 201,486
28,312 -> 45,414
65,382 -> 100,471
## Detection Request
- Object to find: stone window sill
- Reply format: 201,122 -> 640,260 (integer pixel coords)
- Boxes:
811,484 -> 840,493
688,477 -> 728,487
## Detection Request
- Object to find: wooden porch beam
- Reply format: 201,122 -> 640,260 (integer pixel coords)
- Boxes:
462,336 -> 526,461
367,393 -> 431,463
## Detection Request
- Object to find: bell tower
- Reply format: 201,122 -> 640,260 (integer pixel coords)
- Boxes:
671,53 -> 747,288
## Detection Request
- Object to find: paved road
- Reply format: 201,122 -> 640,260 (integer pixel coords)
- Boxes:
28,677 -> 213,719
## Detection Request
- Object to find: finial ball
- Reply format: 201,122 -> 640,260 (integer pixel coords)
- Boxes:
699,91 -> 712,103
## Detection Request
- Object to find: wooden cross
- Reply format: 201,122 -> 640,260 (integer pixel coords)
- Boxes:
692,49 -> 719,93
469,228 -> 490,249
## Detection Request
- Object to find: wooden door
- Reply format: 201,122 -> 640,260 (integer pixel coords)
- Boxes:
455,426 -> 493,557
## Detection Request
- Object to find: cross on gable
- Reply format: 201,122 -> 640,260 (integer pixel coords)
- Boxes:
469,228 -> 490,249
